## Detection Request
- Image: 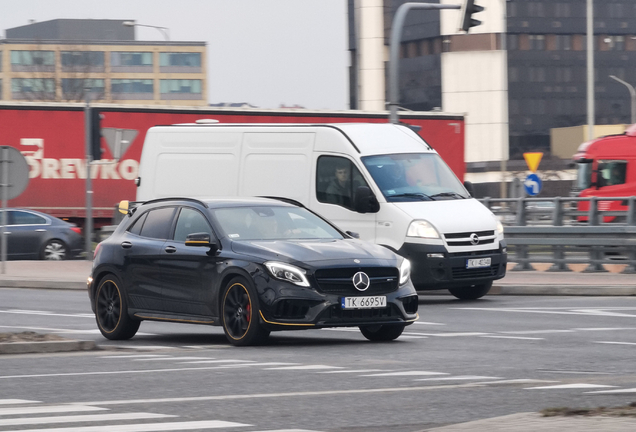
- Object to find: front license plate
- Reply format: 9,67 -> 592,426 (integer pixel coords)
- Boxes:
466,257 -> 491,269
341,296 -> 387,310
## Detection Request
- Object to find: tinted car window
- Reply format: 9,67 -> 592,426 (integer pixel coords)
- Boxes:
173,207 -> 213,242
128,212 -> 148,236
10,211 -> 47,225
139,207 -> 176,240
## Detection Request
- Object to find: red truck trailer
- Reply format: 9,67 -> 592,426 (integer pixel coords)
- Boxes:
572,124 -> 636,221
0,102 -> 465,229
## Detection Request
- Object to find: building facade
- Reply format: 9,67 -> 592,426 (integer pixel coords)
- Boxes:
0,19 -> 206,106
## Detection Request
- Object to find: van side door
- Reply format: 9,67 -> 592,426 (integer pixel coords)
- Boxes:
312,155 -> 377,241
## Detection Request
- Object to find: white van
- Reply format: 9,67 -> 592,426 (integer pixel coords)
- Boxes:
136,122 -> 506,299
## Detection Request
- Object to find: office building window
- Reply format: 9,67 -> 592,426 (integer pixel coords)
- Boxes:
111,79 -> 154,100
507,34 -> 519,50
529,35 -> 545,50
555,67 -> 573,83
555,35 -> 572,50
159,52 -> 201,72
554,3 -> 571,18
528,2 -> 545,17
508,67 -> 519,82
11,78 -> 55,99
11,50 -> 55,72
507,2 -> 518,18
61,79 -> 105,100
160,79 -> 202,100
529,67 -> 546,82
609,3 -> 624,18
605,36 -> 625,51
111,52 -> 152,66
61,51 -> 105,71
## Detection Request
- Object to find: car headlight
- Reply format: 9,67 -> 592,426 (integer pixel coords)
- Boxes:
265,261 -> 310,287
399,259 -> 411,285
407,220 -> 440,239
496,220 -> 504,236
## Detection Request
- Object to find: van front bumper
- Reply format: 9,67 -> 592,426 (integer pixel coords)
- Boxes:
397,241 -> 507,291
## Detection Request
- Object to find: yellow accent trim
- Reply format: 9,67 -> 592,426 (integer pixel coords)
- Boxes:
185,240 -> 209,245
136,315 -> 213,324
406,313 -> 420,323
259,310 -> 316,327
118,200 -> 129,215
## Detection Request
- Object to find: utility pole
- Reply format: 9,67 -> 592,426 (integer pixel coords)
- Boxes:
84,91 -> 93,260
586,0 -> 595,141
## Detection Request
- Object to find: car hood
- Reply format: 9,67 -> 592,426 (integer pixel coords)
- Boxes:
231,238 -> 399,266
392,198 -> 498,234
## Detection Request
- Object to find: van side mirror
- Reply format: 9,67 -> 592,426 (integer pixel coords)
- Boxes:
185,232 -> 218,252
463,181 -> 474,197
354,186 -> 380,214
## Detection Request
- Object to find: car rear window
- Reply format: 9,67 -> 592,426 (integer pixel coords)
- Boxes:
128,212 -> 148,236
10,211 -> 47,225
139,207 -> 176,240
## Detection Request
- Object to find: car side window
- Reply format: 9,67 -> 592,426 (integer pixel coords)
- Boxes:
173,207 -> 213,242
316,156 -> 369,211
139,207 -> 176,240
9,211 -> 47,225
127,212 -> 148,236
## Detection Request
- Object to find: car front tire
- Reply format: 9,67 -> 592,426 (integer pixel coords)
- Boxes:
221,277 -> 270,346
359,324 -> 405,342
95,274 -> 140,340
448,281 -> 492,300
41,239 -> 68,260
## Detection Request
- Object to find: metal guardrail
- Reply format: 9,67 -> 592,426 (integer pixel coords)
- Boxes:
480,196 -> 636,273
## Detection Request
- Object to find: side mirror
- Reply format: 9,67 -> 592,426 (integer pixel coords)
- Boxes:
185,232 -> 218,252
354,186 -> 380,214
463,181 -> 474,197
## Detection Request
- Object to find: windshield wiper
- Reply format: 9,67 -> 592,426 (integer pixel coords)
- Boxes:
429,192 -> 467,199
387,193 -> 434,201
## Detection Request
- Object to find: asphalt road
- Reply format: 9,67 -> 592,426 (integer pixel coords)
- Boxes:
1,289 -> 636,431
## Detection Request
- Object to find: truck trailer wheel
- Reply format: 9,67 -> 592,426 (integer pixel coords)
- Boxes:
448,281 -> 492,300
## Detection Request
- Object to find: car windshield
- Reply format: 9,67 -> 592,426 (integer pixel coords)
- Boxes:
361,153 -> 468,201
575,161 -> 593,190
211,205 -> 344,241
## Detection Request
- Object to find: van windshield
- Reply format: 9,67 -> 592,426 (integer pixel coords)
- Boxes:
361,153 -> 468,201
575,161 -> 593,190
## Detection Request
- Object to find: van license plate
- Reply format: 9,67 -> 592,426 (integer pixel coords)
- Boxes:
341,296 -> 387,310
466,258 -> 491,269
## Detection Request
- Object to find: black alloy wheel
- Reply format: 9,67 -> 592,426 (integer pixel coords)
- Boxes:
448,281 -> 493,300
95,275 -> 140,340
359,324 -> 406,342
221,277 -> 270,346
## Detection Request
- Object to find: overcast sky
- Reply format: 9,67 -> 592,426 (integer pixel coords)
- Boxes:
1,0 -> 349,110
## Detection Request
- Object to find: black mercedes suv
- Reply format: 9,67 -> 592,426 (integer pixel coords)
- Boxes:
88,197 -> 418,346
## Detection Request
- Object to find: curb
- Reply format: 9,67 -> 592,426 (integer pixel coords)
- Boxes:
0,340 -> 97,355
0,281 -> 86,290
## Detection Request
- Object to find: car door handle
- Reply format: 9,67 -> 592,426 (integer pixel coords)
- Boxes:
35,229 -> 47,232
121,241 -> 132,249
164,246 -> 177,254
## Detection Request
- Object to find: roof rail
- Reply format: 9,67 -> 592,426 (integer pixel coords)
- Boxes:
141,197 -> 209,207
257,196 -> 305,208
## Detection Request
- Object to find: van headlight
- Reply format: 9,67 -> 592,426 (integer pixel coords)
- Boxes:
407,220 -> 440,239
399,259 -> 411,285
265,261 -> 310,287
496,220 -> 504,236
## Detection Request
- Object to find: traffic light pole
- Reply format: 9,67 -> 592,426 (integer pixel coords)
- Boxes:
388,3 -> 460,124
84,92 -> 93,260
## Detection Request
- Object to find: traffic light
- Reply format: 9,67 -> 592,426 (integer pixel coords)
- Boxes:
90,109 -> 102,160
459,0 -> 485,32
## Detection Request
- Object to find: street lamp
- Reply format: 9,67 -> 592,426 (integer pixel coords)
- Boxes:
122,21 -> 170,41
609,75 -> 636,125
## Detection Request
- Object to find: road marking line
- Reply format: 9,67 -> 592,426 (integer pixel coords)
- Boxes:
185,362 -> 298,367
415,376 -> 502,381
179,360 -> 254,364
397,335 -> 428,339
265,365 -> 344,370
499,330 -> 574,335
248,430 -> 321,432
0,405 -> 107,416
594,341 -> 636,346
360,371 -> 448,377
318,369 -> 389,374
0,420 -> 250,432
99,355 -> 172,359
525,384 -> 617,390
403,332 -> 489,337
0,309 -> 93,318
413,321 -> 446,326
0,412 -> 174,427
573,328 -> 636,331
0,326 -> 155,336
480,336 -> 544,340
477,379 -> 559,385
586,388 -> 636,394
132,357 -> 216,362
0,400 -> 40,405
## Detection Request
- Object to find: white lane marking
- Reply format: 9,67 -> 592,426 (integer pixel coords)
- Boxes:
403,332 -> 489,337
455,307 -> 636,318
397,335 -> 428,339
525,384 -> 617,390
360,371 -> 448,377
0,326 -> 155,336
415,376 -> 502,382
570,309 -> 636,318
0,412 -> 174,427
0,420 -> 250,432
0,405 -> 107,416
181,345 -> 230,349
586,388 -> 636,394
499,330 -> 574,335
594,341 -> 636,346
318,369 -> 390,374
320,328 -> 360,333
99,355 -> 172,359
0,400 -> 40,405
265,365 -> 344,370
185,362 -> 297,367
99,345 -> 169,350
478,379 -> 559,385
179,360 -> 254,364
573,328 -> 636,331
480,335 -> 544,340
0,309 -> 93,318
132,357 -> 216,362
413,321 -> 446,326
249,430 -> 321,432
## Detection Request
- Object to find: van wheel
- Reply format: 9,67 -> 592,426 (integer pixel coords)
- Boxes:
221,277 -> 270,346
448,281 -> 492,300
95,274 -> 140,340
359,324 -> 405,342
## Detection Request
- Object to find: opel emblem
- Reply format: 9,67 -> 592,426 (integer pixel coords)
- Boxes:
470,233 -> 479,245
352,272 -> 370,291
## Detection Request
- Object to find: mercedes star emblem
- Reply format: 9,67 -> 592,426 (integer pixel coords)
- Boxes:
352,271 -> 370,291
470,233 -> 480,245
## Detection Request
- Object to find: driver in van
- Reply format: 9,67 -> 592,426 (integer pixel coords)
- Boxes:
325,162 -> 352,207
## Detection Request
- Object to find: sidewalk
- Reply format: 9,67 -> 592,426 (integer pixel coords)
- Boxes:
0,260 -> 634,295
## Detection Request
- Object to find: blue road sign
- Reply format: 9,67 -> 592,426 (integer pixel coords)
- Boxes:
524,173 -> 542,196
